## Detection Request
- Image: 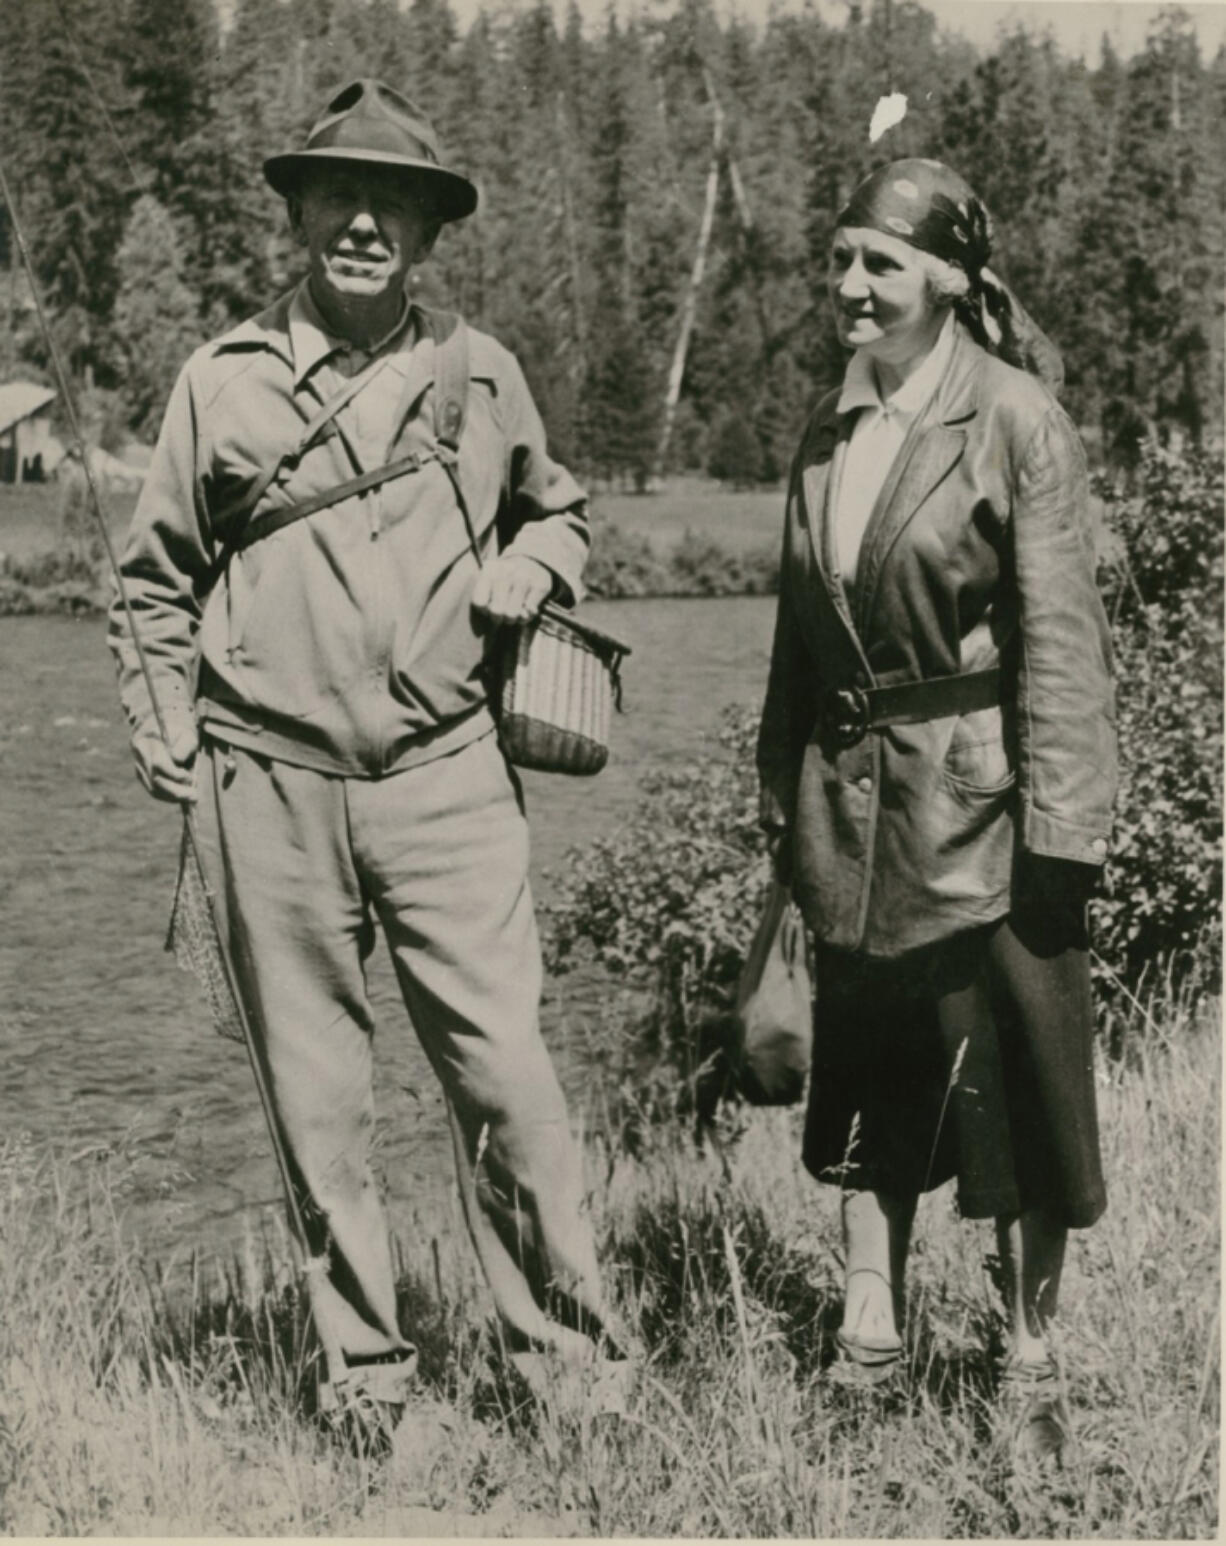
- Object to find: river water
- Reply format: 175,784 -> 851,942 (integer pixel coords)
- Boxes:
0,597 -> 774,1261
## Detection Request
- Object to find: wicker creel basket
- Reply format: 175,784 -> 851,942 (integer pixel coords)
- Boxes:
493,602 -> 631,776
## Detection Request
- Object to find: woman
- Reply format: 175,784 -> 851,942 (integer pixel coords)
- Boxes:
756,159 -> 1117,1454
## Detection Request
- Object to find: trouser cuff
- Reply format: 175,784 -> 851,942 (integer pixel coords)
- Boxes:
319,1348 -> 419,1411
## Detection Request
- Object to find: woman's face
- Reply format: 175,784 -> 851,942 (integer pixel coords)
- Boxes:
829,226 -> 943,364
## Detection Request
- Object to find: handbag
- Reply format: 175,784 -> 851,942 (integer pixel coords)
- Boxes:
428,309 -> 631,777
731,878 -> 813,1105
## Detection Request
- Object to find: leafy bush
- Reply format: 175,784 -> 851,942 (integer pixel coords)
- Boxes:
668,531 -> 778,596
584,522 -> 778,600
1094,444 -> 1223,996
583,522 -> 673,599
543,706 -> 771,1121
0,543 -> 108,616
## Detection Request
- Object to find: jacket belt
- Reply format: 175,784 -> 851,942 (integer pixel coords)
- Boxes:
820,668 -> 1001,748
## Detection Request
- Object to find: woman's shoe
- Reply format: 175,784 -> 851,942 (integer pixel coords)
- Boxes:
998,1353 -> 1069,1464
830,1327 -> 904,1389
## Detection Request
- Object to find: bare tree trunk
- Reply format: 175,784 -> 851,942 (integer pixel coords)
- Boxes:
556,93 -> 587,384
654,98 -> 723,483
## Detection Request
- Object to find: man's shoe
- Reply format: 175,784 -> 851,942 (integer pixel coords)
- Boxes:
320,1349 -> 421,1460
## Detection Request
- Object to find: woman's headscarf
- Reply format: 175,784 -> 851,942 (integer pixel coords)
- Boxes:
836,158 -> 1064,394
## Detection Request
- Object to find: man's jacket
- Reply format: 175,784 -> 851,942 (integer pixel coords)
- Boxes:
757,325 -> 1117,958
109,287 -> 589,779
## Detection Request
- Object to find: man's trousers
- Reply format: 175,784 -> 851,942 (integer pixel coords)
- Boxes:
193,730 -> 611,1398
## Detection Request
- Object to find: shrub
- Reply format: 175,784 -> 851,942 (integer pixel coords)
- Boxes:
583,522 -> 672,599
0,543 -> 108,616
1094,444 -> 1223,997
584,523 -> 779,600
544,705 -> 772,1122
668,530 -> 777,596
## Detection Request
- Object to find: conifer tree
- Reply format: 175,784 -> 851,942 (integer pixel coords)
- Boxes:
111,195 -> 203,434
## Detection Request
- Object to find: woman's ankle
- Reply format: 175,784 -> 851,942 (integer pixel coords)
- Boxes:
842,1269 -> 900,1344
1006,1332 -> 1052,1370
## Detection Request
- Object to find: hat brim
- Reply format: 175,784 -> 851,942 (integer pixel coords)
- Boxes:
263,148 -> 478,222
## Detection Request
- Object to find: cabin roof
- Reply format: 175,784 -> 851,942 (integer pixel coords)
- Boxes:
0,381 -> 57,437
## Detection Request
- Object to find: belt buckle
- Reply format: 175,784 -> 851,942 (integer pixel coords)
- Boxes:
823,685 -> 870,748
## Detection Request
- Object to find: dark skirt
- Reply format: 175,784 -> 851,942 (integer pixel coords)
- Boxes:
802,873 -> 1107,1228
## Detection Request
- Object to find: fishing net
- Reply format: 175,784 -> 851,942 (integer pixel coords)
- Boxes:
166,817 -> 245,1042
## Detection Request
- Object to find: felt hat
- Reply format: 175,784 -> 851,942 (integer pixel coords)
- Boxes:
263,79 -> 477,223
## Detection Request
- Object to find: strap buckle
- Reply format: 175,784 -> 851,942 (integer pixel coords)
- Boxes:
821,685 -> 870,748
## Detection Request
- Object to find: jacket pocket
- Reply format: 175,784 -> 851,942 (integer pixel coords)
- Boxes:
225,527 -> 364,718
942,703 -> 1015,796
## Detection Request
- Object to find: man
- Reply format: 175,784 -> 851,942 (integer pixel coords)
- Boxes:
109,79 -> 622,1434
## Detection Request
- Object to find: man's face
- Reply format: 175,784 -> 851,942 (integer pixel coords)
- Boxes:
290,165 -> 440,310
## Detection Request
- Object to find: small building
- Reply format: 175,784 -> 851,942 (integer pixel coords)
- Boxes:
0,381 -> 58,483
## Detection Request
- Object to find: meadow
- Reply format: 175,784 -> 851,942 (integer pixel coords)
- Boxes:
0,980 -> 1217,1537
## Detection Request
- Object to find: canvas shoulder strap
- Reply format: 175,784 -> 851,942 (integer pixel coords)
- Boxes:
207,309 -> 473,582
425,306 -> 470,454
424,307 -> 482,563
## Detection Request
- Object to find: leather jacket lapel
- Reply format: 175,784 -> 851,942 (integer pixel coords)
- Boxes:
852,331 -> 981,635
798,413 -> 873,679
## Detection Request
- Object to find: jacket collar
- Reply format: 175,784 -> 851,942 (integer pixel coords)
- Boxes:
289,281 -> 414,388
210,282 -> 418,390
797,324 -> 986,664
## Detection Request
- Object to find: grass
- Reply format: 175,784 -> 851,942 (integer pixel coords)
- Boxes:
0,982 -> 1218,1538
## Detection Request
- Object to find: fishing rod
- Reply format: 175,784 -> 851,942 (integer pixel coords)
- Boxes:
0,155 -> 348,1406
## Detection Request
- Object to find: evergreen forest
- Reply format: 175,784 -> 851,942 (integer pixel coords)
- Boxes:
1,0 -> 1222,483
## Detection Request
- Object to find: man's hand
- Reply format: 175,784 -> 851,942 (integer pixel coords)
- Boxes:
471,555 -> 553,626
132,718 -> 199,803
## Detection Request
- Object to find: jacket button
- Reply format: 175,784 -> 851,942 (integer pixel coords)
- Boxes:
854,671 -> 868,688
1092,837 -> 1107,855
857,776 -> 872,793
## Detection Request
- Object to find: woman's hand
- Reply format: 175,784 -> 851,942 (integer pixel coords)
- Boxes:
1014,854 -> 1099,941
765,825 -> 794,887
472,555 -> 554,625
1017,854 -> 1099,903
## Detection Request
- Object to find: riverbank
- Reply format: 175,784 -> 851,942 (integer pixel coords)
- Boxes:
0,482 -> 781,615
0,987 -> 1218,1537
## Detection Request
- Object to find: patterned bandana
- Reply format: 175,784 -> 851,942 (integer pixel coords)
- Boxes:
836,157 -> 1063,393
